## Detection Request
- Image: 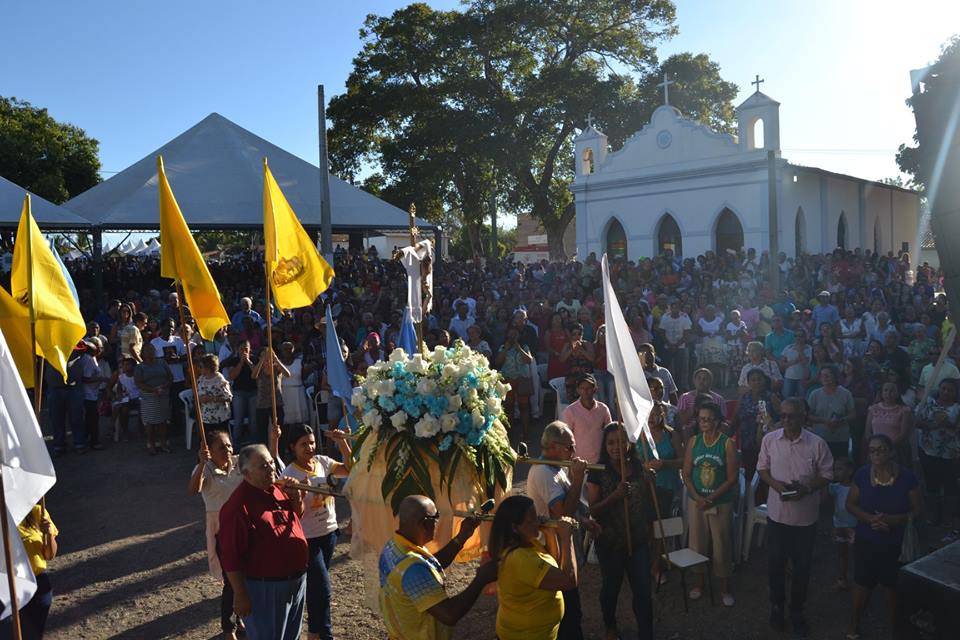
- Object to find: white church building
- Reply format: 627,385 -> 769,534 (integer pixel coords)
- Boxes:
571,81 -> 920,262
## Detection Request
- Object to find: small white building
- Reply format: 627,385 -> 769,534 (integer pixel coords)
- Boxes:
571,84 -> 919,262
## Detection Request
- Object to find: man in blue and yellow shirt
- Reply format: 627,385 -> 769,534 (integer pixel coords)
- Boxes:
379,495 -> 496,640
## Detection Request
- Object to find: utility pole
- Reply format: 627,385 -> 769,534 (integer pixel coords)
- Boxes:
318,85 -> 333,261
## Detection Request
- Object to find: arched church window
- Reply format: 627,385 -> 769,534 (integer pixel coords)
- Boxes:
752,118 -> 765,149
795,207 -> 806,256
656,214 -> 682,257
582,148 -> 594,175
605,218 -> 627,260
715,208 -> 744,255
874,218 -> 882,254
837,212 -> 848,250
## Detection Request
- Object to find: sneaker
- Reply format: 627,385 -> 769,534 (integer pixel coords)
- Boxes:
770,606 -> 786,632
721,592 -> 735,607
688,587 -> 703,600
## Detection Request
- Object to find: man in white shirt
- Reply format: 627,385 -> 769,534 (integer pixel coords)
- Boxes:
657,300 -> 692,391
526,421 -> 590,640
447,303 -> 475,342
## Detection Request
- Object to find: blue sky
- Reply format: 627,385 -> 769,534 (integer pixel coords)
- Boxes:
2,0 -> 957,239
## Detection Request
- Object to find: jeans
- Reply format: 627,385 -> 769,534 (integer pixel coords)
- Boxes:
48,386 -> 85,450
231,389 -> 258,444
767,519 -> 817,614
596,541 -> 653,640
595,370 -> 616,420
243,574 -> 306,640
0,571 -> 52,640
782,378 -> 804,400
306,531 -> 338,638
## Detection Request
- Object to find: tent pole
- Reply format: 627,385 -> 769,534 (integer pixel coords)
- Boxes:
318,85 -> 333,261
93,227 -> 104,311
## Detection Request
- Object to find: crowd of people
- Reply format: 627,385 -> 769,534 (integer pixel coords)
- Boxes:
9,241 -> 956,639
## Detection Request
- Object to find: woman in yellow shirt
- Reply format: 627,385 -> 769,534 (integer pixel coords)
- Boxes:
0,504 -> 58,639
489,495 -> 577,640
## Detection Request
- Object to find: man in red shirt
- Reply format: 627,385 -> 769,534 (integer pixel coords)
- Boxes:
219,444 -> 308,640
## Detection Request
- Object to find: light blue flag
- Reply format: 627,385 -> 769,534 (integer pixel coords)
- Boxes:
398,306 -> 418,356
49,239 -> 80,307
325,305 -> 352,400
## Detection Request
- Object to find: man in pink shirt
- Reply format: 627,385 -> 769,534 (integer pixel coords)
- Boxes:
757,398 -> 834,636
560,374 -> 611,464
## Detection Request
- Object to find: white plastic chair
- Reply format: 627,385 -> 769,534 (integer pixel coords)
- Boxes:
531,360 -> 545,419
653,516 -> 714,611
742,470 -> 769,561
179,389 -> 196,450
548,377 -> 567,420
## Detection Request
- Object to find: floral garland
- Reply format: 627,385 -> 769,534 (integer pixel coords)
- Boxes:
351,341 -> 516,514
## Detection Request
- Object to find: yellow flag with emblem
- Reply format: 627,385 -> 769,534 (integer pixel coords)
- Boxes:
262,159 -> 334,309
11,194 -> 86,381
0,285 -> 35,387
158,156 -> 229,340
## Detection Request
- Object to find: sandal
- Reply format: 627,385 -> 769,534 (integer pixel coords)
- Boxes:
688,587 -> 703,600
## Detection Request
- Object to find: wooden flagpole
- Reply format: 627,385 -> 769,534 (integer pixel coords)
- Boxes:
634,414 -> 671,571
0,474 -> 22,640
264,261 -> 279,442
612,397 -> 633,555
175,281 -> 208,453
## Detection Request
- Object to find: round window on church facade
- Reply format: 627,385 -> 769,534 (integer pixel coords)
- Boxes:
656,130 -> 672,149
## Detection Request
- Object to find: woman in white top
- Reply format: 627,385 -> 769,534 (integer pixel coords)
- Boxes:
839,304 -> 865,358
197,354 -> 233,430
279,424 -> 352,640
278,342 -> 311,425
188,430 -> 243,639
111,357 -> 142,442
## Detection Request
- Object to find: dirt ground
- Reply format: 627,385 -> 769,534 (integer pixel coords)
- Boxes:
41,416 -> 906,640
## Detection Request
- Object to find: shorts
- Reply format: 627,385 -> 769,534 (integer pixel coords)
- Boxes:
853,538 -> 901,589
833,527 -> 855,544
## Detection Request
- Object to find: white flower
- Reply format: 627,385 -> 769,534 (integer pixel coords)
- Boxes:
465,389 -> 479,408
442,363 -> 458,380
416,378 -> 437,395
389,347 -> 407,363
390,410 -> 409,430
378,379 -> 396,398
408,354 -> 427,374
414,414 -> 441,438
447,394 -> 462,412
351,388 -> 366,408
366,379 -> 380,399
471,409 -> 485,428
458,363 -> 473,378
440,413 -> 458,433
485,396 -> 502,416
362,410 -> 382,430
432,346 -> 447,363
495,380 -> 510,396
366,361 -> 386,376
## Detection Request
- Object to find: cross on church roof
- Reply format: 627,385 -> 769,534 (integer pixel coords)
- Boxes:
657,73 -> 674,106
752,74 -> 765,93
586,112 -> 594,128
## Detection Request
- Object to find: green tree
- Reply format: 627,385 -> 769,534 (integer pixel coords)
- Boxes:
896,35 -> 960,194
329,1 -> 738,258
0,97 -> 101,203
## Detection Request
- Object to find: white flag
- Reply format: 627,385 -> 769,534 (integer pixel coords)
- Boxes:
602,254 -> 657,453
0,324 -> 57,618
0,511 -> 35,621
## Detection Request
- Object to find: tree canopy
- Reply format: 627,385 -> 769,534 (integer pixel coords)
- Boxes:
896,34 -> 960,194
0,96 -> 101,204
328,0 -> 738,257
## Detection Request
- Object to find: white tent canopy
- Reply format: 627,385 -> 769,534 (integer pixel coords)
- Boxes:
1,175 -> 92,230
65,113 -> 432,232
145,238 -> 161,255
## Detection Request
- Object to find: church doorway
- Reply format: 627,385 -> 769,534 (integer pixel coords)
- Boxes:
656,213 -> 682,257
837,212 -> 848,250
605,218 -> 627,260
715,208 -> 744,255
795,207 -> 806,256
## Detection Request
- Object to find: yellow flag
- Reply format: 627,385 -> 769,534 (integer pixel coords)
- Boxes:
158,157 -> 229,340
263,159 -> 334,309
11,194 -> 86,381
0,286 -> 35,387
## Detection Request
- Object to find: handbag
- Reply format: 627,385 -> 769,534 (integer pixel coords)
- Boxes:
898,513 -> 920,563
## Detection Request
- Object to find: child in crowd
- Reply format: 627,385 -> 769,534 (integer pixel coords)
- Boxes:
828,457 -> 857,589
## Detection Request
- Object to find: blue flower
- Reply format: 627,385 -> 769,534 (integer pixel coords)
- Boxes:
425,395 -> 448,417
391,361 -> 406,377
466,429 -> 483,446
363,400 -> 375,413
439,434 -> 453,451
401,397 -> 423,418
378,396 -> 397,412
465,373 -> 479,389
456,411 -> 472,435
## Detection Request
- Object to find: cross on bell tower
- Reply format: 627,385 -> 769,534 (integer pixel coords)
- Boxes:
751,74 -> 765,93
586,112 -> 594,128
657,73 -> 674,106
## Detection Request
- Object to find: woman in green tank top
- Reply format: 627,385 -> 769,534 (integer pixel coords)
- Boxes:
682,401 -> 739,607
